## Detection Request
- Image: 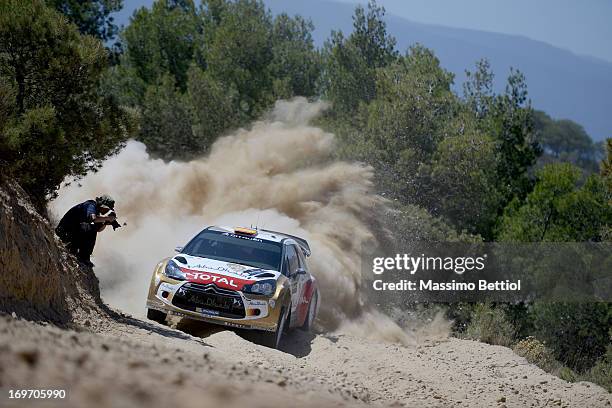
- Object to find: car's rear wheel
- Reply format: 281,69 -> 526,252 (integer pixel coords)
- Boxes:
302,292 -> 318,331
146,308 -> 167,325
262,307 -> 287,349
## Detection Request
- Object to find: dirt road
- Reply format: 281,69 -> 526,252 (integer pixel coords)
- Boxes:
1,311 -> 610,408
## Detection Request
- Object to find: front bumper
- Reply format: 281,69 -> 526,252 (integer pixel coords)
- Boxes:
147,274 -> 286,332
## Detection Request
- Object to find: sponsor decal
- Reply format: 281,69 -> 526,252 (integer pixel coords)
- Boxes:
222,232 -> 263,242
196,307 -> 220,316
159,282 -> 176,292
180,268 -> 256,290
246,300 -> 267,306
189,263 -> 238,274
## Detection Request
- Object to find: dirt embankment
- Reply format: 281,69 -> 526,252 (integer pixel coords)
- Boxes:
0,179 -> 106,325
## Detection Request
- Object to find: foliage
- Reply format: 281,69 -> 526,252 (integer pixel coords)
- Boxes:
464,60 -> 541,204
0,0 -> 133,209
381,203 -> 481,247
320,0 -> 397,115
464,303 -> 516,347
269,14 -> 321,99
200,0 -> 274,116
533,110 -> 602,174
106,0 -> 320,159
427,129 -> 502,235
513,336 -> 567,375
579,342 -> 612,392
186,66 -> 240,151
116,0 -> 200,98
47,0 -> 122,41
530,302 -> 611,373
139,74 -> 193,161
497,163 -> 611,242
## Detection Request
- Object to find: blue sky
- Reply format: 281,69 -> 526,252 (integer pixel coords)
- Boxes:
115,0 -> 612,63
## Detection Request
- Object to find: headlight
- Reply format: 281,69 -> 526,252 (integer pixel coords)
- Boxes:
243,279 -> 276,296
163,260 -> 186,281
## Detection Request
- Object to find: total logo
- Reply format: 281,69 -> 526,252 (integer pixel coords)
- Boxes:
185,272 -> 239,288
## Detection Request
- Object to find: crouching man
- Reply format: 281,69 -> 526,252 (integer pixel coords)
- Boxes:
55,195 -> 119,267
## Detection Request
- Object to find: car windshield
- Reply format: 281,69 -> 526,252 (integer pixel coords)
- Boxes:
182,230 -> 282,271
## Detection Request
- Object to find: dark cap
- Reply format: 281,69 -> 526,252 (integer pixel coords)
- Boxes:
95,195 -> 115,210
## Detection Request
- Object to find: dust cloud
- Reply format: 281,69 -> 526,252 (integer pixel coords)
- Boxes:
49,98 -> 444,345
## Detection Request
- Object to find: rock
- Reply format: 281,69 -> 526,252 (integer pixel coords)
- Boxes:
16,348 -> 39,367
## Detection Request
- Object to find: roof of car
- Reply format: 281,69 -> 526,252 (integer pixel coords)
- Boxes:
205,226 -> 311,256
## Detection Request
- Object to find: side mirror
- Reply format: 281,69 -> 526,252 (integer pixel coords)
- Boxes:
174,246 -> 184,253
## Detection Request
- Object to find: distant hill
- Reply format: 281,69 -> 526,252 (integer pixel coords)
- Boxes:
266,0 -> 612,141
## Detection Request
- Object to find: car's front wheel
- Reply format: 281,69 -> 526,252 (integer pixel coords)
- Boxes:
146,308 -> 167,325
262,307 -> 288,349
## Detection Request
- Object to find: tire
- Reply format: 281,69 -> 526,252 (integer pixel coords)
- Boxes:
262,307 -> 287,349
146,308 -> 167,325
302,292 -> 318,331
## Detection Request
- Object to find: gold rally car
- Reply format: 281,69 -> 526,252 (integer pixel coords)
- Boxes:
145,226 -> 320,348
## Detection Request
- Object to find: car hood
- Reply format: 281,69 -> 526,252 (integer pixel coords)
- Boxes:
171,254 -> 281,291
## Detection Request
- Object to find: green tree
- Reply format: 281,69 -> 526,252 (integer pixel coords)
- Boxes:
47,0 -> 122,41
464,61 -> 540,203
428,128 -> 502,235
0,0 -> 132,208
139,75 -> 193,161
186,65 -> 240,152
531,302 -> 611,372
463,59 -> 494,119
269,14 -> 320,99
321,0 -> 397,115
336,46 -> 455,202
200,0 -> 274,117
534,110 -> 601,174
497,163 -> 610,242
115,0 -> 199,99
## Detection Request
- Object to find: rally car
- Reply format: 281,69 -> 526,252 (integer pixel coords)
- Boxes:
145,226 -> 320,348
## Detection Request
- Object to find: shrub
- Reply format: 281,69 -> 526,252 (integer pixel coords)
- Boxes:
465,303 -> 515,347
579,344 -> 612,392
531,302 -> 611,372
514,336 -> 563,373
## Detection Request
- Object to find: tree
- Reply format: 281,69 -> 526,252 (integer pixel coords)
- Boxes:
186,65 -> 240,153
428,129 -> 502,235
338,46 -> 455,202
600,138 -> 612,240
0,0 -> 132,208
533,110 -> 601,174
115,0 -> 199,100
47,0 -> 122,41
269,14 -> 320,99
497,163 -> 610,242
463,59 -> 494,119
464,61 -> 541,203
200,0 -> 274,117
139,75 -> 193,161
321,0 -> 397,115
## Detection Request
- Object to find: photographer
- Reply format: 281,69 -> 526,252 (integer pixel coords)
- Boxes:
55,195 -> 121,267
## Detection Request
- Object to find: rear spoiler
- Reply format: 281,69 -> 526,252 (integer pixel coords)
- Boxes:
260,229 -> 311,257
